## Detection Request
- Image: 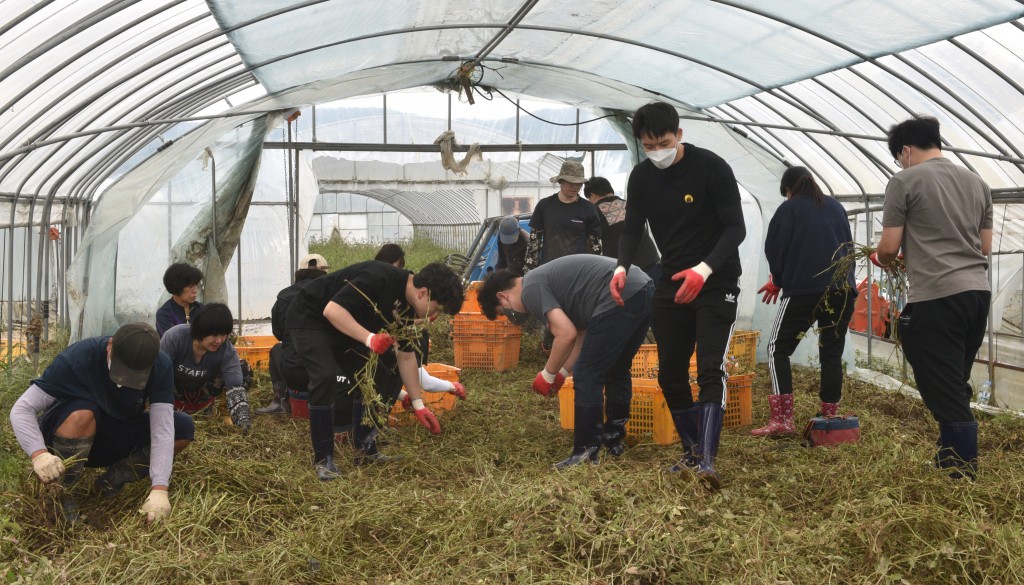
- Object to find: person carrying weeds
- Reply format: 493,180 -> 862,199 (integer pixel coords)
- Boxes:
479,255 -> 652,468
287,260 -> 464,481
9,322 -> 192,524
752,166 -> 856,437
873,115 -> 992,480
609,101 -> 746,489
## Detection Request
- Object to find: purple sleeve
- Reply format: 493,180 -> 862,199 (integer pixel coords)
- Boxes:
9,384 -> 56,457
148,403 -> 175,487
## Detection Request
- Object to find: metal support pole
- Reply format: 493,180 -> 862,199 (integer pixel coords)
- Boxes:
237,239 -> 243,336
865,195 -> 873,362
987,248 -> 996,401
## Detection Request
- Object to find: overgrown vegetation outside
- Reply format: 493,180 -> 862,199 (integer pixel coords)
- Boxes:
2,241 -> 1023,583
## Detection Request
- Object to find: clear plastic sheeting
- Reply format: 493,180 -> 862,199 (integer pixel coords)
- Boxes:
67,113 -> 282,337
210,0 -> 1024,105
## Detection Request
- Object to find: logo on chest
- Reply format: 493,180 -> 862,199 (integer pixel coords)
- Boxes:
177,364 -> 208,378
684,194 -> 694,204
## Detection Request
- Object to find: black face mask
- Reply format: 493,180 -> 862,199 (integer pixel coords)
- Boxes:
502,306 -> 530,326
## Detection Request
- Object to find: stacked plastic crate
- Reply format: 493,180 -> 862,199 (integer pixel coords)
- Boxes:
452,282 -> 523,371
559,330 -> 760,444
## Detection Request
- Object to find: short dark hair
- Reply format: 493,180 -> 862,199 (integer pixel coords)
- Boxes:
632,102 -> 679,140
294,268 -> 326,282
780,166 -> 825,208
411,262 -> 464,315
375,243 -> 406,267
163,263 -> 203,296
887,116 -> 942,160
584,177 -> 613,198
478,270 -> 518,320
190,302 -> 233,340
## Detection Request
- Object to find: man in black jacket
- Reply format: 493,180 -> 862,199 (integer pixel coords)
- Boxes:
610,102 -> 746,489
256,267 -> 327,415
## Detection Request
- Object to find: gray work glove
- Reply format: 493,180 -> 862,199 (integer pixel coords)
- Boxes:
224,386 -> 252,434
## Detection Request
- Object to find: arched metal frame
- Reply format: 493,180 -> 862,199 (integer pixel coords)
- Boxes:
0,2 -> 1021,374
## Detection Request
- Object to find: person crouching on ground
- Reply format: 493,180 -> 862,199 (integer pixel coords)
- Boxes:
9,323 -> 192,524
160,303 -> 252,433
479,255 -> 653,468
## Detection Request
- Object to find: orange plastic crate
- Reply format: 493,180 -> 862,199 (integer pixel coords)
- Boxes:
453,332 -> 521,371
234,335 -> 279,371
558,374 -> 755,445
460,281 -> 483,314
452,312 -> 521,336
389,363 -> 462,426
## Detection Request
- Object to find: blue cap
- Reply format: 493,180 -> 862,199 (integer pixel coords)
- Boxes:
498,216 -> 520,245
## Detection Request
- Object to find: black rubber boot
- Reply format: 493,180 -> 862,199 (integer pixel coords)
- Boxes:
600,401 -> 631,457
309,405 -> 340,481
256,381 -> 290,415
51,435 -> 94,523
554,404 -> 603,469
95,446 -> 150,497
696,403 -> 725,490
937,421 -> 979,480
352,399 -> 397,466
668,406 -> 701,473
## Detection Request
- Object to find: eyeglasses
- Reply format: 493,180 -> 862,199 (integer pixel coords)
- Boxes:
894,146 -> 908,169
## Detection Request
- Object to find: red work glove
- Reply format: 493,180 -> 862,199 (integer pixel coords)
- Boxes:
412,399 -> 441,434
868,251 -> 886,268
532,369 -> 565,398
449,382 -> 467,400
397,390 -> 413,410
757,275 -> 780,304
364,332 -> 395,354
609,267 -> 627,306
671,262 -> 712,304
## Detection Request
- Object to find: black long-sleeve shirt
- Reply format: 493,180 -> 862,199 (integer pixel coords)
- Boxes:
619,144 -> 746,284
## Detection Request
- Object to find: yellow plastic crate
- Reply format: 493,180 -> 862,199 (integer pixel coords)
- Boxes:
558,374 -> 755,445
629,330 -> 760,379
728,330 -> 760,373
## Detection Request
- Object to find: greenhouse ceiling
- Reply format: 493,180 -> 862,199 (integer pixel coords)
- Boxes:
2,0 -> 1024,217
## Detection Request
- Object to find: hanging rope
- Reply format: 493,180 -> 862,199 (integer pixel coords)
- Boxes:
434,130 -> 481,175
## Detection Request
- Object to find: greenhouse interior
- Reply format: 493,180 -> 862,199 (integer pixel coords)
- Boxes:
3,1 -> 1024,583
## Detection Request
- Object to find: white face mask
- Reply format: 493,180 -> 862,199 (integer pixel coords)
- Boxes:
646,146 -> 677,169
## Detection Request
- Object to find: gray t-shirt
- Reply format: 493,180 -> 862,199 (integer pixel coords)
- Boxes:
882,157 -> 992,303
521,255 -> 650,330
159,324 -> 243,397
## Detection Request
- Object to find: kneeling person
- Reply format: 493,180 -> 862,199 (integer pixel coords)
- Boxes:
8,323 -> 193,524
160,303 -> 252,433
479,255 -> 653,468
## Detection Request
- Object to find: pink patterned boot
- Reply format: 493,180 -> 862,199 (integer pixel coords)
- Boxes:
750,394 -> 796,437
820,401 -> 839,417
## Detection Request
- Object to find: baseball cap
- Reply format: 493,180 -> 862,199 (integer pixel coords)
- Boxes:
109,323 -> 160,390
498,216 -> 521,245
299,253 -> 330,271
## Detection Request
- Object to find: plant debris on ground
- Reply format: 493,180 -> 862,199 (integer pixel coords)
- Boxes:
1,241 -> 1022,584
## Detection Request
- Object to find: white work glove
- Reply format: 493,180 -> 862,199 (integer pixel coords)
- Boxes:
31,452 -> 64,483
141,489 -> 171,524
